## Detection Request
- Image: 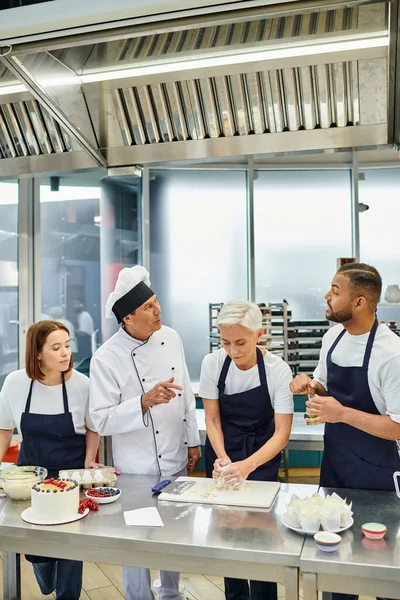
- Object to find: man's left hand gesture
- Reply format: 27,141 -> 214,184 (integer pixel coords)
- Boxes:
187,446 -> 201,474
306,395 -> 345,424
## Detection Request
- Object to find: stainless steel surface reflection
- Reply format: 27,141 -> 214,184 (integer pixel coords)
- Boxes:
301,487 -> 400,580
0,477 -> 317,577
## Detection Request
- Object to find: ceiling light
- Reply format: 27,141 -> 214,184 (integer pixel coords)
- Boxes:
80,33 -> 388,84
0,32 -> 388,95
0,83 -> 26,96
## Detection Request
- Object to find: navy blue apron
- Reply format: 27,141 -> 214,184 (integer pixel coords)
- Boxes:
205,348 -> 281,481
320,319 -> 400,491
18,372 -> 86,563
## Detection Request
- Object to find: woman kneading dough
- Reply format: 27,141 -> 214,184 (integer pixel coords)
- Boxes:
199,301 -> 293,600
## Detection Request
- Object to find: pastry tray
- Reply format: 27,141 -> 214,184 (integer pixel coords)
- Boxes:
58,467 -> 117,489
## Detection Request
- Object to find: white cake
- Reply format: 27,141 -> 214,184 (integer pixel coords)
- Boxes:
31,478 -> 80,521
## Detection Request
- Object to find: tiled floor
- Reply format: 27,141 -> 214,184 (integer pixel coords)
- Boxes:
0,469 -> 373,599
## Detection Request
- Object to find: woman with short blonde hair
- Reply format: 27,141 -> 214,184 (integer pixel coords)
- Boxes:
200,300 -> 294,600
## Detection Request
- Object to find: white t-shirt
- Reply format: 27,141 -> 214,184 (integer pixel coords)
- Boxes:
199,349 -> 293,413
78,311 -> 94,336
313,323 -> 400,424
0,369 -> 94,436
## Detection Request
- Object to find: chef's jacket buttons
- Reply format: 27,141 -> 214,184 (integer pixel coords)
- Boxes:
172,367 -> 175,370
142,378 -> 145,382
158,455 -> 162,458
133,353 -> 136,357
184,442 -> 188,445
161,342 -> 164,345
183,419 -> 186,422
156,430 -> 159,434
178,393 -> 181,397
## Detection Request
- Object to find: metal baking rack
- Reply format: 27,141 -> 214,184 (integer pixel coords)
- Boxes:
287,320 -> 330,376
209,303 -> 329,375
208,301 -> 289,359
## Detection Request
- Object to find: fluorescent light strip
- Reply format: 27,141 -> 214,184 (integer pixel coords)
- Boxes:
0,34 -> 389,95
0,83 -> 26,96
0,76 -> 80,96
81,35 -> 388,83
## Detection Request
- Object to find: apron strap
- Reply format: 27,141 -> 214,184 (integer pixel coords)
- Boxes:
217,348 -> 267,394
326,320 -> 379,370
25,373 -> 69,414
362,318 -> 379,369
61,372 -> 69,413
24,380 -> 34,413
327,328 -> 346,365
217,355 -> 232,395
256,347 -> 267,387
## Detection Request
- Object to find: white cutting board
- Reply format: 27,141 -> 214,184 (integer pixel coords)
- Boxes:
159,477 -> 280,509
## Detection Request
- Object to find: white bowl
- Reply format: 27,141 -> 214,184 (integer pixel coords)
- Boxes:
0,466 -> 47,500
314,532 -> 341,552
85,487 -> 121,504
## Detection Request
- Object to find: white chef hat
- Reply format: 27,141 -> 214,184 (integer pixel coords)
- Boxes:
105,265 -> 154,323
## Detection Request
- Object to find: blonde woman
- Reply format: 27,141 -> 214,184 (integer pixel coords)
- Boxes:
199,301 -> 293,600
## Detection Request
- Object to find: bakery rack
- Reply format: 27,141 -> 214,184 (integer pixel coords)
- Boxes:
287,320 -> 330,376
209,301 -> 329,375
208,301 -> 290,360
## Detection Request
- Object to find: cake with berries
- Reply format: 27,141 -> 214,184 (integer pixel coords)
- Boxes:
30,478 -> 80,521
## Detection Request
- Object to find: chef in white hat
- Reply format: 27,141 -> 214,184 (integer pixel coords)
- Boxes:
89,265 -> 201,600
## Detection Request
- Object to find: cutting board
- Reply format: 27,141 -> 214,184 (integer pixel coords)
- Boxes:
159,477 -> 280,509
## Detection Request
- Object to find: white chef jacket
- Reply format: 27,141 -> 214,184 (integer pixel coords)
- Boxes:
89,325 -> 200,476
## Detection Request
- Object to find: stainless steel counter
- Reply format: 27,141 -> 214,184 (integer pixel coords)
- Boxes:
0,476 -> 318,600
301,487 -> 400,600
287,413 -> 324,450
196,410 -> 324,449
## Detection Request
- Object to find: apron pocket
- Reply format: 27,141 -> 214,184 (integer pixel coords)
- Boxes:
348,446 -> 396,491
349,444 -> 397,469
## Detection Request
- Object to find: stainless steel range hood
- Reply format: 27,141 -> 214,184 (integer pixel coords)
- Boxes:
0,0 -> 393,176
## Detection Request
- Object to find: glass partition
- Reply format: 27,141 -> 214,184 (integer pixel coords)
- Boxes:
254,170 -> 352,320
359,168 -> 400,324
40,171 -> 141,364
0,180 -> 19,389
40,174 -> 102,364
149,169 -> 248,379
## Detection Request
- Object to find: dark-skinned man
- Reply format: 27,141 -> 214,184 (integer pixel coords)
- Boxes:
291,262 -> 400,492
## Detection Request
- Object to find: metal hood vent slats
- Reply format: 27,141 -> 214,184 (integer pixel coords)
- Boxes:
111,7 -> 360,67
0,1 -> 391,172
0,99 -> 71,159
113,62 -> 361,147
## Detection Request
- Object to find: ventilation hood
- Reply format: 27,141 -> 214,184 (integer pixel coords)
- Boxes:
0,0 -> 395,176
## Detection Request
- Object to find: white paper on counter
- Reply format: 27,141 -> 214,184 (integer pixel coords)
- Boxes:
124,507 -> 164,527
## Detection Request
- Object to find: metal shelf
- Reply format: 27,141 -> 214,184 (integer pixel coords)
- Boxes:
287,349 -> 321,356
288,336 -> 326,342
209,301 -> 328,375
287,326 -> 330,332
208,301 -> 289,358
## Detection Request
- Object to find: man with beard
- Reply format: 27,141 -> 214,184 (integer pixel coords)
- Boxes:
290,263 -> 400,493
